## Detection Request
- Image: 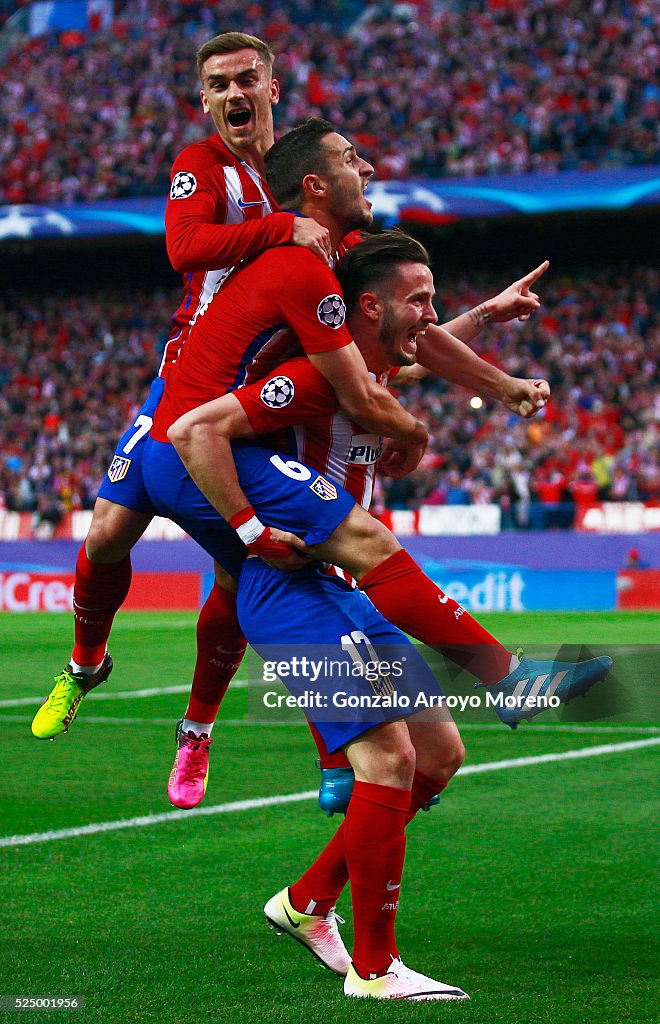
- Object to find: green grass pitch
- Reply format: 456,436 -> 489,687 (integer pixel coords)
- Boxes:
1,611 -> 658,1023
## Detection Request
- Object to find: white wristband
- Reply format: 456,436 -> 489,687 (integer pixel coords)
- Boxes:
235,515 -> 266,546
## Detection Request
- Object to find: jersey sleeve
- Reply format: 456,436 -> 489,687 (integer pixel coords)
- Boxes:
165,144 -> 294,273
234,357 -> 338,434
273,249 -> 354,355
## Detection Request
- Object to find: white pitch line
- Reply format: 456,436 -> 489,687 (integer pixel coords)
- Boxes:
0,680 -> 256,708
3,715 -> 659,735
2,737 -> 658,850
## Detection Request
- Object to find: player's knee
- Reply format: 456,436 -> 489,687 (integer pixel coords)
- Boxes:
355,513 -> 400,567
435,735 -> 465,785
350,732 -> 416,789
85,501 -> 151,563
381,739 -> 417,788
416,728 -> 465,788
448,735 -> 466,777
85,519 -> 126,563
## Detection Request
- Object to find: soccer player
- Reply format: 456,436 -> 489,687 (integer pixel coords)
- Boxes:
30,32 -> 415,755
160,227 -> 611,999
144,121 -> 610,804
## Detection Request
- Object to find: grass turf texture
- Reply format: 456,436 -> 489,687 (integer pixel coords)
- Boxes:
1,611 -> 658,1023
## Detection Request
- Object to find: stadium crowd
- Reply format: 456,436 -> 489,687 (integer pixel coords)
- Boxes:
1,264 -> 656,531
1,0 -> 657,203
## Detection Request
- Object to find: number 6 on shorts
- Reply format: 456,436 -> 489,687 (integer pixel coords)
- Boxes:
270,453 -> 313,481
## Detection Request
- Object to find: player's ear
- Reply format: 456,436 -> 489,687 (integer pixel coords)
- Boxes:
200,88 -> 210,114
302,172 -> 326,199
358,291 -> 383,321
270,77 -> 280,105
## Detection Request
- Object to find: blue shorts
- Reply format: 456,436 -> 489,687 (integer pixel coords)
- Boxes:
142,439 -> 355,580
97,377 -> 164,515
237,560 -> 443,753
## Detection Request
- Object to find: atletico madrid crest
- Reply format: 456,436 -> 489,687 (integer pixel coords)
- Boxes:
107,456 -> 131,483
310,475 -> 338,501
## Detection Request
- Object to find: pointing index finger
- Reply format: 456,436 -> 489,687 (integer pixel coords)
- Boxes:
522,260 -> 550,286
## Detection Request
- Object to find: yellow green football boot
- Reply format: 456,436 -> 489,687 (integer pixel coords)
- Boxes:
31,654 -> 113,739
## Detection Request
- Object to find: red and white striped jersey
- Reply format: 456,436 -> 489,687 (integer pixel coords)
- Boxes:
234,356 -> 390,511
160,134 -> 295,380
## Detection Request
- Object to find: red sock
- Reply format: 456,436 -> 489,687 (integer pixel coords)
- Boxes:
345,781 -> 410,977
289,769 -> 444,919
409,769 -> 446,817
185,583 -> 247,723
359,549 -> 512,683
308,722 -> 351,770
289,826 -> 349,917
72,545 -> 132,666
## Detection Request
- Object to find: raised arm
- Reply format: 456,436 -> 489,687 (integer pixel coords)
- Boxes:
442,261 -> 549,342
416,327 -> 549,417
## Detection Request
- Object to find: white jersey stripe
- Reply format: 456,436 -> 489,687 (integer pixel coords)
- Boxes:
224,166 -> 246,224
188,267 -> 230,329
242,162 -> 273,207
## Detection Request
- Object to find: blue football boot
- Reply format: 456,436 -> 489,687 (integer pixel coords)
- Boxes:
318,765 -> 355,816
484,654 -> 613,728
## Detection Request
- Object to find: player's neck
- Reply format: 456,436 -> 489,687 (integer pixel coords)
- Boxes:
299,204 -> 345,252
221,132 -> 274,177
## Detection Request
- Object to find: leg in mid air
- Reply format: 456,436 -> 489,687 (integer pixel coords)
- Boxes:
31,499 -> 148,739
168,563 -> 247,809
33,384 -> 253,752
32,378 -> 166,741
288,500 -> 610,815
309,503 -> 613,727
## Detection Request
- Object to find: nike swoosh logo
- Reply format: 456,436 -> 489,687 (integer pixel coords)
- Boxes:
237,198 -> 266,208
283,905 -> 300,929
386,880 -> 401,891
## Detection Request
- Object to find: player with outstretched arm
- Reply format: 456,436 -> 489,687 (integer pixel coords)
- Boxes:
148,220 -> 610,1000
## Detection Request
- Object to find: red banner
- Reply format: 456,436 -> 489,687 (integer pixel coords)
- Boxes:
0,572 -> 200,612
616,569 -> 660,609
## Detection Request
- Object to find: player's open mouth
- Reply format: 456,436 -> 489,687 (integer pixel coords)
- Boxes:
227,108 -> 252,128
402,328 -> 425,355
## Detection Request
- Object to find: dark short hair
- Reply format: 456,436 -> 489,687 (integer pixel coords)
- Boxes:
335,230 -> 431,312
265,117 -> 336,209
196,32 -> 275,79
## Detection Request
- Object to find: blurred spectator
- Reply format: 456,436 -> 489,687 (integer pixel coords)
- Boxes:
31,491 -> 63,540
0,0 -> 657,204
624,547 -> 650,568
0,285 -> 171,515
